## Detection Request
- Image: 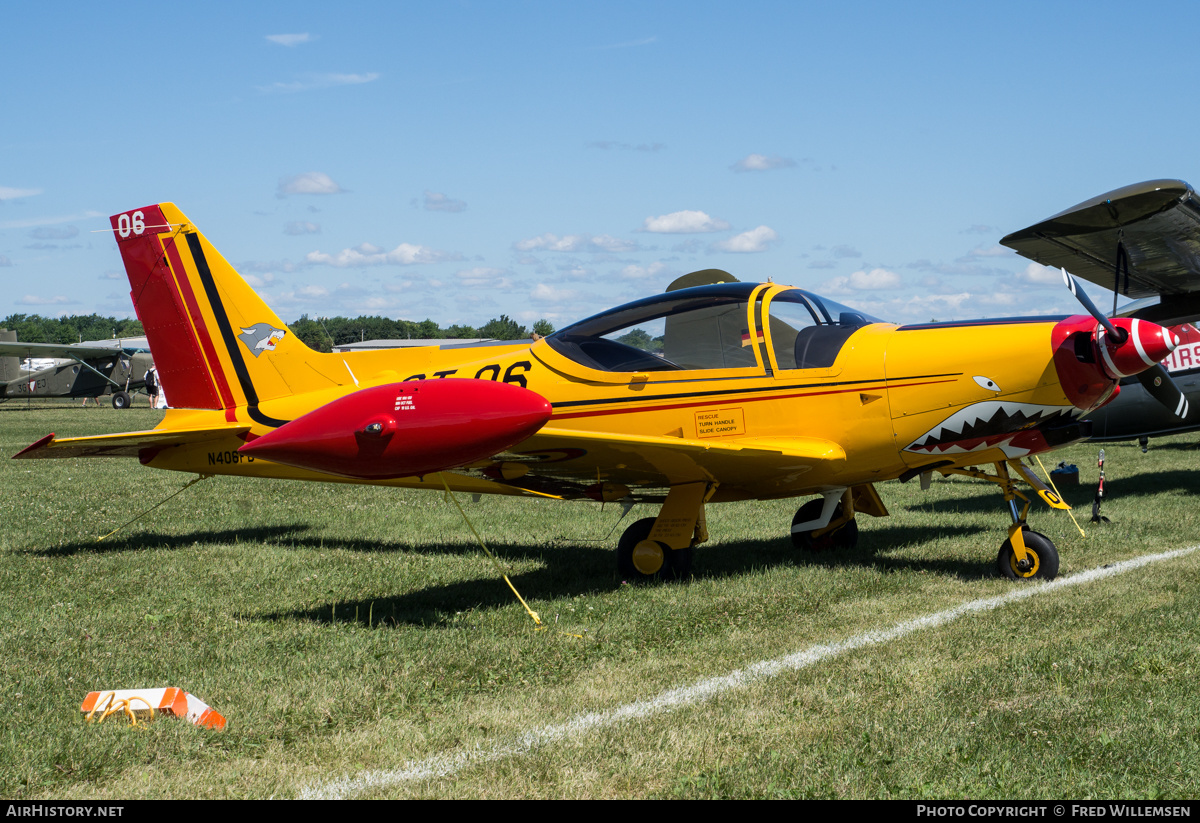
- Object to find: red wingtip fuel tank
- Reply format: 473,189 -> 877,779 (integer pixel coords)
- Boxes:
238,379 -> 553,479
1052,315 -> 1180,411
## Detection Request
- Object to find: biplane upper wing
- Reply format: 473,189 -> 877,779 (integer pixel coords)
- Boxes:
13,425 -> 250,460
0,341 -> 149,359
1000,179 -> 1200,325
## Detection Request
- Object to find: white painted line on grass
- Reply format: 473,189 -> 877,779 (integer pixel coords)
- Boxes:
299,545 -> 1198,799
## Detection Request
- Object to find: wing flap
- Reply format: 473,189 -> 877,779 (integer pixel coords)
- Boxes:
530,427 -> 846,461
13,426 -> 250,460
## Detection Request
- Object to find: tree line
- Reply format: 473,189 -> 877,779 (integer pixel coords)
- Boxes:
0,313 -> 145,344
1,313 -> 555,353
287,314 -> 555,352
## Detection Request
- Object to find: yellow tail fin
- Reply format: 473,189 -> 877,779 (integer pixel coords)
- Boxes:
112,204 -> 346,424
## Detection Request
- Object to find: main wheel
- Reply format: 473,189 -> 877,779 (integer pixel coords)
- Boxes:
997,528 -> 1059,581
617,517 -> 692,583
111,391 -> 131,410
791,500 -> 858,552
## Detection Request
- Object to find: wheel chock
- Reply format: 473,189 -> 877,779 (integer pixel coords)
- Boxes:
81,687 -> 226,730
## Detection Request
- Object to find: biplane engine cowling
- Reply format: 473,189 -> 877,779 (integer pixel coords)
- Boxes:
237,379 -> 553,479
1052,315 -> 1179,412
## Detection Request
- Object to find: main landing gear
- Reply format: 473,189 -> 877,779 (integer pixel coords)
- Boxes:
616,482 -> 713,583
617,517 -> 693,582
789,485 -> 888,552
941,460 -> 1064,581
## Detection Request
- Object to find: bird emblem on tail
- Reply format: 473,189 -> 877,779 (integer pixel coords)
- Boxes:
238,323 -> 287,357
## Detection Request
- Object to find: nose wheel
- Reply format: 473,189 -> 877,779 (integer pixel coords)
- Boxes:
997,527 -> 1059,580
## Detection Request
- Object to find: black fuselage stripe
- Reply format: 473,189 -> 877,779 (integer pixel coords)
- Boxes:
549,373 -> 960,409
185,233 -> 291,428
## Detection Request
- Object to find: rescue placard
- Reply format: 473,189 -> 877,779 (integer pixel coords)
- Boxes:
695,407 -> 745,438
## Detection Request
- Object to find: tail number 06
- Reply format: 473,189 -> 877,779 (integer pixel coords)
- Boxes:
116,211 -> 146,238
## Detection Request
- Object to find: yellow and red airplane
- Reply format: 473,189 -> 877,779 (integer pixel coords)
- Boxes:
13,203 -> 1187,582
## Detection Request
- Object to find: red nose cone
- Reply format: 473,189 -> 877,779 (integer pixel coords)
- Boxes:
239,379 -> 552,479
1099,318 -> 1179,379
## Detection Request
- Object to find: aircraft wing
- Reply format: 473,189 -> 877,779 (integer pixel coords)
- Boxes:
13,426 -> 250,460
0,340 -> 144,359
485,426 -> 848,500
1001,179 -> 1200,324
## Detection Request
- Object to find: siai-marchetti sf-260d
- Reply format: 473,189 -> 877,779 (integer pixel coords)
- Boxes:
14,202 -> 1189,582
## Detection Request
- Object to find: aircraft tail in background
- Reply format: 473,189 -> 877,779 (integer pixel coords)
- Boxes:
0,330 -> 18,386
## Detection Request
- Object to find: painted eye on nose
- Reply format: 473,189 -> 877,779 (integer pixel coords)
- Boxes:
973,376 -> 1001,392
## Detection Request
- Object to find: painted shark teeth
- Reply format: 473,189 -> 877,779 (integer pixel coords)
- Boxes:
905,401 -> 1077,455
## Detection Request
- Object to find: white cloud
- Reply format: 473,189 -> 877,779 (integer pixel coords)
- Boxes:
0,186 -> 41,201
531,283 -> 582,302
424,191 -> 467,213
266,33 -> 314,47
277,172 -> 344,197
305,242 -> 458,267
823,268 -> 903,293
968,244 -> 1012,258
242,259 -> 298,274
731,154 -> 796,173
284,221 -> 321,235
0,255 -> 12,267
0,211 -> 103,230
712,226 -> 777,253
620,262 -> 670,280
17,294 -> 73,306
258,73 -> 379,94
1014,262 -> 1060,285
243,272 -> 277,288
850,268 -> 902,289
641,210 -> 730,234
515,233 -> 636,253
455,267 -> 511,288
30,225 -> 79,240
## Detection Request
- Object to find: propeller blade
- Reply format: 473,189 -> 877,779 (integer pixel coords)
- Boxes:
1061,268 -> 1126,343
1137,363 -> 1191,419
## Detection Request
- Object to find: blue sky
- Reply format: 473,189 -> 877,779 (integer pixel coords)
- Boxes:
3,1 -> 1198,330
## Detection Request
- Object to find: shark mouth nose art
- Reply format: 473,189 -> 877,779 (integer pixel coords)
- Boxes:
905,400 -> 1079,457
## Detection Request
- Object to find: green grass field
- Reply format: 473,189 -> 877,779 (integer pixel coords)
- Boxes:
1,403 -> 1198,799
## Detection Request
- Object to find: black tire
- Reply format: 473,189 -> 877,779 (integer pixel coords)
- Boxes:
616,517 -> 692,583
111,391 -> 131,410
791,499 -> 858,552
997,528 -> 1059,581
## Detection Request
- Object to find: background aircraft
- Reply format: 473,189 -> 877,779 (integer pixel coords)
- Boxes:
1001,179 -> 1200,449
13,202 -> 1189,585
0,331 -> 153,408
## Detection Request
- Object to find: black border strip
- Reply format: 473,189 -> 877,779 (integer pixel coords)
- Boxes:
550,373 -> 960,409
185,233 -> 291,428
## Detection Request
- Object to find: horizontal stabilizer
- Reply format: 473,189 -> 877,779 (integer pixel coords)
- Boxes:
13,425 -> 250,460
1002,179 -> 1200,306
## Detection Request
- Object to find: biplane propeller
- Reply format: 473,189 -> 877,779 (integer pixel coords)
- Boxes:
11,199 -> 1188,585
